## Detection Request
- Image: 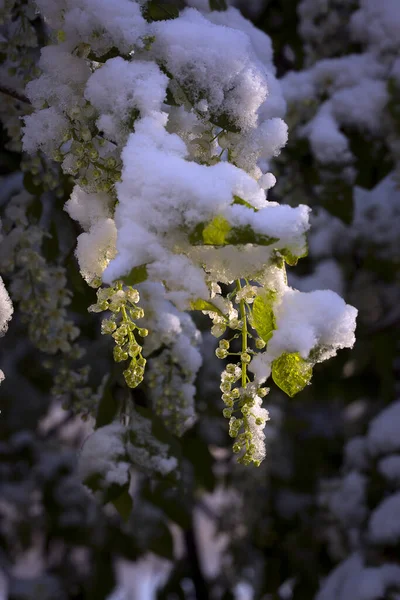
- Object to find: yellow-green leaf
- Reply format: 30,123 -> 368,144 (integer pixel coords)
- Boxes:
272,352 -> 313,398
202,215 -> 231,245
228,225 -> 278,247
279,241 -> 308,266
189,215 -> 279,247
233,195 -> 256,211
190,299 -> 226,318
252,292 -> 276,343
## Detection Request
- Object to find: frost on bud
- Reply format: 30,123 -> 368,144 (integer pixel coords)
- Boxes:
216,348 -> 228,359
211,323 -> 226,337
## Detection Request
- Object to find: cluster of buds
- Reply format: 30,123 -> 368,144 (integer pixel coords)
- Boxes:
211,279 -> 272,466
147,350 -> 195,436
54,101 -> 121,195
89,282 -> 148,388
220,363 -> 269,466
21,154 -> 67,198
208,296 -> 241,339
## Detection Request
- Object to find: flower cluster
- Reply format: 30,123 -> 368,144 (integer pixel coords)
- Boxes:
89,282 -> 148,388
0,189 -> 79,355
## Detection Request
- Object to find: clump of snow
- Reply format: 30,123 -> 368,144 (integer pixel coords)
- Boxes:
0,275 -> 13,384
378,455 -> 400,486
35,0 -> 148,54
23,107 -> 69,155
0,275 -> 13,337
350,0 -> 400,56
353,175 -> 400,260
65,185 -> 113,231
328,471 -> 367,530
85,58 -> 168,143
344,437 -> 369,472
368,492 -> 400,545
151,8 -> 269,132
75,218 -> 117,286
268,289 -> 357,362
26,45 -> 91,111
78,423 -> 130,489
316,552 -> 400,600
127,410 -> 178,476
367,401 -> 400,457
304,103 -> 352,165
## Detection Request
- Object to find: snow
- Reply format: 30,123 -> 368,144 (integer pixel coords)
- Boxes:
85,58 -> 168,143
367,401 -> 400,457
368,492 -> 400,545
78,423 -> 130,489
288,259 -> 344,295
151,8 -> 269,132
328,471 -> 367,530
378,455 -> 400,486
75,218 -> 117,286
350,0 -> 400,55
23,107 -> 69,155
304,103 -> 352,165
344,437 -> 369,472
268,289 -> 357,362
65,186 -> 113,232
316,553 -> 400,600
0,275 -> 13,337
35,0 -> 148,54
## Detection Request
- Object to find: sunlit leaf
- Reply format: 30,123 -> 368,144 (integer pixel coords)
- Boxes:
272,352 -> 313,398
252,292 -> 276,344
190,299 -> 226,317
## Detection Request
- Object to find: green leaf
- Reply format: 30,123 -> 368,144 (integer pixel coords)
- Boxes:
209,0 -> 227,10
233,195 -> 256,211
165,85 -> 178,107
252,292 -> 276,344
122,264 -> 148,286
211,112 -> 240,133
95,375 -> 119,429
202,215 -> 231,245
144,1 -> 179,21
111,487 -> 133,523
272,352 -> 313,398
279,243 -> 308,266
227,225 -> 278,246
190,299 -> 226,317
88,47 -> 120,61
189,215 -> 279,247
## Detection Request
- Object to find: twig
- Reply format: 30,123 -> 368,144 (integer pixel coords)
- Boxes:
0,84 -> 31,106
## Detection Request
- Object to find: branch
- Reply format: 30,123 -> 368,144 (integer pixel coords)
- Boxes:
0,85 -> 31,106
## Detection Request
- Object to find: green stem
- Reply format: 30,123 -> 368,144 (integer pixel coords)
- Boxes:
237,279 -> 247,387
